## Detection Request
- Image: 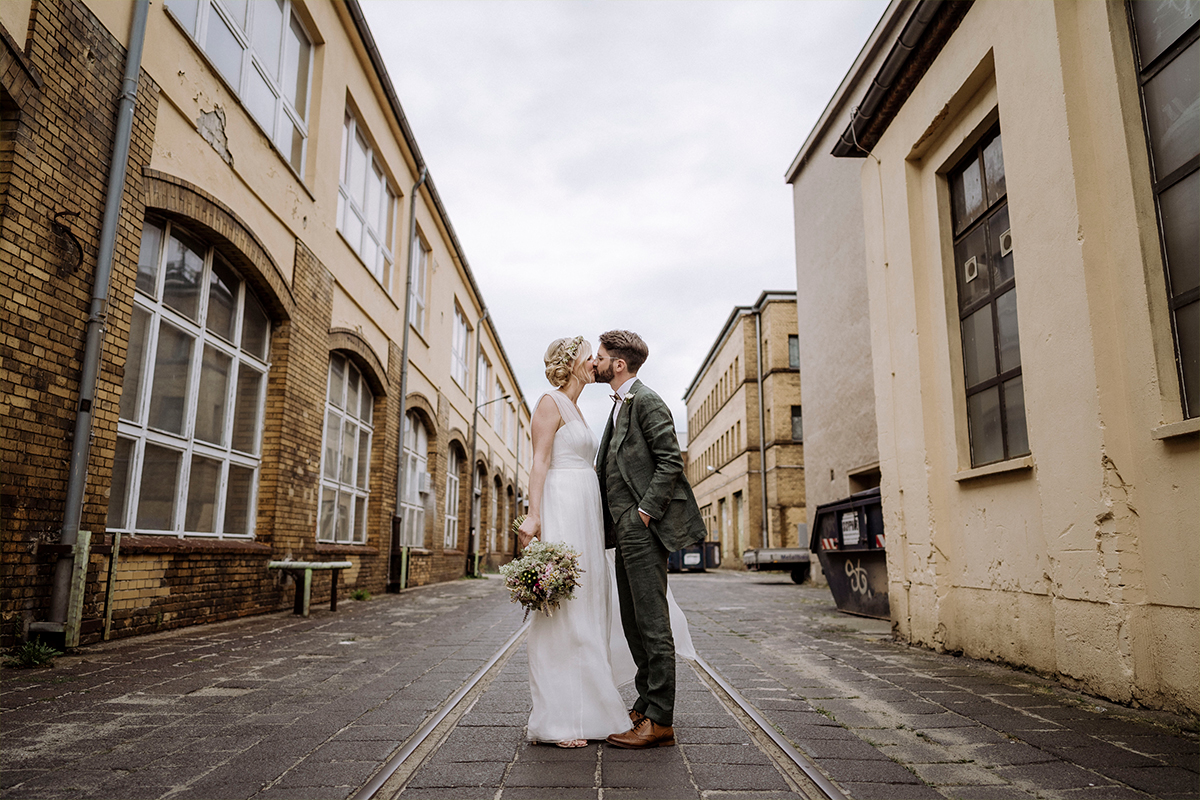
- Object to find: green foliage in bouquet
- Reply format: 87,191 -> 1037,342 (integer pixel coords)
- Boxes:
500,516 -> 584,620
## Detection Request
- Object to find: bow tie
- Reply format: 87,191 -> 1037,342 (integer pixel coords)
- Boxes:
610,393 -> 623,404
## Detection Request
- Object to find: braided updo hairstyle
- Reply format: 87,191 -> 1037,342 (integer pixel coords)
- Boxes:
544,336 -> 590,388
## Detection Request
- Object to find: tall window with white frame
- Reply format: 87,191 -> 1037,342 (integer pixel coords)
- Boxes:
495,379 -> 505,435
444,447 -> 461,549
400,412 -> 428,547
1127,1 -> 1199,418
502,487 -> 512,554
409,236 -> 430,333
338,111 -> 398,287
516,422 -> 524,470
113,219 -> 271,538
318,354 -> 373,544
788,335 -> 800,369
477,353 -> 492,422
506,402 -> 517,452
451,306 -> 470,389
949,124 -> 1029,467
489,476 -> 499,553
166,0 -> 311,174
472,466 -> 485,555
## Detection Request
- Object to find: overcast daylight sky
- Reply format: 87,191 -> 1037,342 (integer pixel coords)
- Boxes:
360,0 -> 888,434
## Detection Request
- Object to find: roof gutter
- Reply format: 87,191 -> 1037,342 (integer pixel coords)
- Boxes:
831,0 -> 945,158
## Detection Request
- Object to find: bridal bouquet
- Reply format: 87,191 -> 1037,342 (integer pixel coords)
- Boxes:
500,516 -> 583,620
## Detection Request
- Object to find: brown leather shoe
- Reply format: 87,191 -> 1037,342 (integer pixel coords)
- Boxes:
629,708 -> 646,726
606,717 -> 676,748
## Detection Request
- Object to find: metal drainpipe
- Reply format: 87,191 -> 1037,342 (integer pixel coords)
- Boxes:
754,310 -> 770,549
44,0 -> 150,632
466,310 -> 489,577
389,166 -> 427,592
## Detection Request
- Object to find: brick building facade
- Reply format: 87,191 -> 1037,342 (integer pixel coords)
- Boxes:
683,291 -> 806,568
1,0 -> 530,648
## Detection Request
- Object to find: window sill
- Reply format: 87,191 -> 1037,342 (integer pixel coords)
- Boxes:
408,325 -> 430,348
1152,417 -> 1199,440
953,455 -> 1033,483
334,228 -> 399,306
404,548 -> 433,556
118,535 -> 271,555
315,543 -> 378,556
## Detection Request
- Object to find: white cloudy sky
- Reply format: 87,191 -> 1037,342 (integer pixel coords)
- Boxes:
361,0 -> 887,434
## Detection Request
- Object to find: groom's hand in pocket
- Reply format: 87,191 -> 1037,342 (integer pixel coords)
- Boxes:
638,510 -> 651,527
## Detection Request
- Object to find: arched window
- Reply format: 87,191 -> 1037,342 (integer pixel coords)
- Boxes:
503,485 -> 514,554
400,412 -> 428,547
318,353 -> 373,543
472,465 -> 485,549
488,475 -> 500,553
110,219 -> 270,538
443,447 -> 461,549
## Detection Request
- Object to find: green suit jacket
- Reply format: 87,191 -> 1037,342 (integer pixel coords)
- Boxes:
597,379 -> 707,553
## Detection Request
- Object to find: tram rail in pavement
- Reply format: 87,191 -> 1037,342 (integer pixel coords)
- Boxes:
353,624 -> 847,800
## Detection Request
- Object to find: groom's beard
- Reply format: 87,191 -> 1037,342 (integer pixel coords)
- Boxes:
594,363 -> 614,383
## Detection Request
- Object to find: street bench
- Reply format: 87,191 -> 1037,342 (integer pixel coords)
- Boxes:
268,561 -> 353,617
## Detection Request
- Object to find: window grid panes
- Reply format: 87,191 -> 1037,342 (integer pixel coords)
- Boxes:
488,478 -> 499,553
791,406 -> 804,442
477,354 -> 491,422
949,125 -> 1030,467
494,380 -> 505,434
451,306 -> 470,388
410,238 -> 430,332
165,0 -> 311,175
338,111 -> 399,288
506,402 -> 517,451
444,448 -> 461,549
399,412 -> 428,548
1127,2 -> 1199,417
318,354 -> 373,544
112,219 -> 269,537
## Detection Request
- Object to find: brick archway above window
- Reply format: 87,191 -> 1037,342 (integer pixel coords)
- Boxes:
329,328 -> 388,397
445,432 -> 468,457
142,169 -> 295,320
405,393 -> 437,433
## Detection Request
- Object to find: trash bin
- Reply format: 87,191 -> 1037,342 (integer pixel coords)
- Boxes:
668,543 -> 707,572
703,541 -> 721,569
810,487 -> 888,619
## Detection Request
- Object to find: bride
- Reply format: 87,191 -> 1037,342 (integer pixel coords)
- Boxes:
516,336 -> 693,748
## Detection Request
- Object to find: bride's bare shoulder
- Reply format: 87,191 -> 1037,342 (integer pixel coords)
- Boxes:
533,393 -> 565,430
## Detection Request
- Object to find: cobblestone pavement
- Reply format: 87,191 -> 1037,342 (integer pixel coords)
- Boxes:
673,571 -> 1199,800
1,579 -> 523,800
394,647 -> 809,800
2,571 -> 1197,800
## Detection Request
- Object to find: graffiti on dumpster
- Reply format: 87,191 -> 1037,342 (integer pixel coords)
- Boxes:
845,559 -> 871,596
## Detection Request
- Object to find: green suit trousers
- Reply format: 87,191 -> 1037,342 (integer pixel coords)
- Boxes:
612,505 -> 675,726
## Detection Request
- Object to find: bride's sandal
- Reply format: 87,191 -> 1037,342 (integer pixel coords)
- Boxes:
556,739 -> 587,748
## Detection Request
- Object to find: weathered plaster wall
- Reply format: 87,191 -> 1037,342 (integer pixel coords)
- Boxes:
862,0 -> 1199,714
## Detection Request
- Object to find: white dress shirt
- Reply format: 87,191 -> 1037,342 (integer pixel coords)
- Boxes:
608,376 -> 653,522
609,376 -> 637,427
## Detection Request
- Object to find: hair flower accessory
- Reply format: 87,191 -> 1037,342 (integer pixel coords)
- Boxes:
550,336 -> 585,370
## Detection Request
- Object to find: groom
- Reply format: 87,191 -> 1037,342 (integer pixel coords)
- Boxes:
594,330 -> 707,749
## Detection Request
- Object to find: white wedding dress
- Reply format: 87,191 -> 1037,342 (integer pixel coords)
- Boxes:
526,390 -> 695,743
